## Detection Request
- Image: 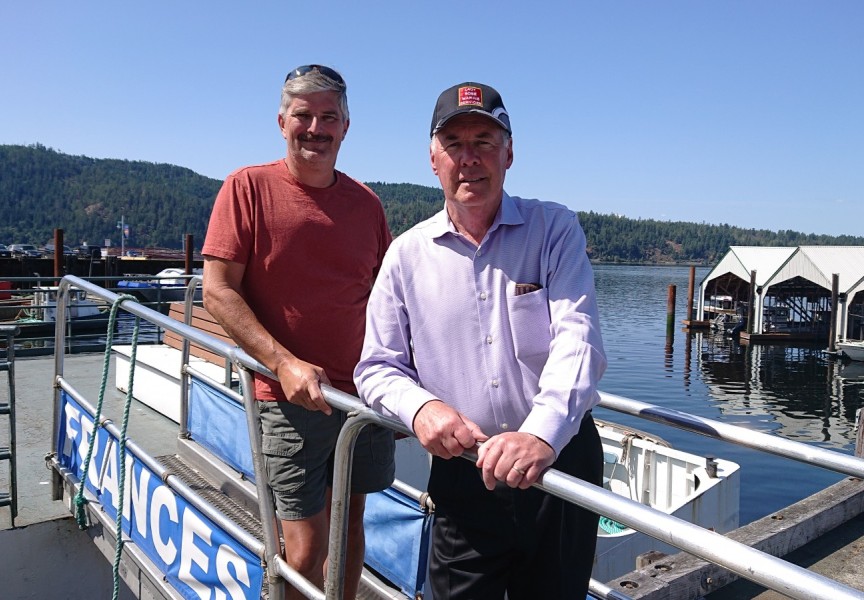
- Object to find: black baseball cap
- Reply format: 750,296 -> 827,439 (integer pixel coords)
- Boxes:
430,82 -> 511,137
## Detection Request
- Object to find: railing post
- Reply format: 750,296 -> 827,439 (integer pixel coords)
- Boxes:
236,365 -> 285,600
856,408 -> 864,459
325,407 -> 369,600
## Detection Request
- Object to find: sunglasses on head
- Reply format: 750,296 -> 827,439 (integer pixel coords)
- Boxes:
285,65 -> 345,86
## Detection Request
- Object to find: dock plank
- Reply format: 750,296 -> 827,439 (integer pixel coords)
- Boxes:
604,477 -> 864,599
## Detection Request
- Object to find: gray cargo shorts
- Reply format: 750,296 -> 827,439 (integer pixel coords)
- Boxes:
258,400 -> 395,521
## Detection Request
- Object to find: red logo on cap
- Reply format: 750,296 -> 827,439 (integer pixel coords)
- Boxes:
458,86 -> 483,107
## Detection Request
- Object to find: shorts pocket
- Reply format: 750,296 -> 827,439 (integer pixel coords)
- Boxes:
261,431 -> 303,457
262,432 -> 306,495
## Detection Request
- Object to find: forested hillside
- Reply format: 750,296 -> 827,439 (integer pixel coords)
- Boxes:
0,144 -> 218,249
2,144 -> 861,263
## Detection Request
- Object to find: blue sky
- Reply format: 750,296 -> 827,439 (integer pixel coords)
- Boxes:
2,1 -> 862,236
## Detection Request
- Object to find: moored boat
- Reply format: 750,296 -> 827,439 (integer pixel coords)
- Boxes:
117,268 -> 203,310
0,286 -> 109,337
838,340 -> 864,362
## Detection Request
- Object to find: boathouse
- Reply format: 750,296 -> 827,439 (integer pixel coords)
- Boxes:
697,246 -> 864,344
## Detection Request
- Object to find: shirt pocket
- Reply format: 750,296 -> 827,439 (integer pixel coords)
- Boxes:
506,285 -> 552,365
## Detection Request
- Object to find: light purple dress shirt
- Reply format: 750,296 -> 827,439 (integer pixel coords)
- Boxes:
354,192 -> 606,456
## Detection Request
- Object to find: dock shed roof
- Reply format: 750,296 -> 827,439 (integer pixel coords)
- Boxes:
767,246 -> 864,295
703,246 -> 797,287
703,246 -> 864,296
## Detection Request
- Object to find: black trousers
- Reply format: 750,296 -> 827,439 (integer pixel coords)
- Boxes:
427,414 -> 602,600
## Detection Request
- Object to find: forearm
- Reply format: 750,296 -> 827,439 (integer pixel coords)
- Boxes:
355,354 -> 438,427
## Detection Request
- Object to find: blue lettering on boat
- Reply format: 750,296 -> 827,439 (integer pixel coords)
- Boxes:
56,391 -> 263,600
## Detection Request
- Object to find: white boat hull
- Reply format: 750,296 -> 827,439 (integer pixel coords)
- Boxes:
591,421 -> 740,581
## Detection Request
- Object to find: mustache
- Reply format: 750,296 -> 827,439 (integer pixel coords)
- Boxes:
298,133 -> 333,143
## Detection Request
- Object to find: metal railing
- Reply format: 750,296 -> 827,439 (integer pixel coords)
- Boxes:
0,324 -> 19,526
49,275 -> 864,600
599,392 -> 864,479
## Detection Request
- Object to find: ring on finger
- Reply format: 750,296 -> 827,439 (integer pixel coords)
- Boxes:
511,465 -> 526,476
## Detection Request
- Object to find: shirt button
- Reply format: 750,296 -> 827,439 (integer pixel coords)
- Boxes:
491,379 -> 499,387
480,292 -> 487,301
501,423 -> 509,430
486,335 -> 493,344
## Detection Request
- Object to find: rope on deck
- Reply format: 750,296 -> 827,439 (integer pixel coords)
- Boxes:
72,293 -> 140,600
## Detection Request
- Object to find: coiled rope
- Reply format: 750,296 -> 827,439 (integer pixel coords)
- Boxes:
599,516 -> 629,534
73,294 -> 140,600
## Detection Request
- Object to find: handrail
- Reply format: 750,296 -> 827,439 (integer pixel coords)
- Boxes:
598,391 -> 864,479
50,275 -> 864,600
320,387 -> 864,599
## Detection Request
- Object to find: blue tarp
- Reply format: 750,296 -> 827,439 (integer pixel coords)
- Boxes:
188,377 -> 255,479
364,486 -> 432,599
187,377 -> 433,597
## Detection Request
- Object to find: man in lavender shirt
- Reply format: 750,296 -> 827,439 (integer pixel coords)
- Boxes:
355,82 -> 607,600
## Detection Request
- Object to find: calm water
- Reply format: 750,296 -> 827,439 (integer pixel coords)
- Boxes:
591,264 -> 864,525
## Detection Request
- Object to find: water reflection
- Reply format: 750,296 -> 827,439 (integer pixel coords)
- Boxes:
592,264 -> 863,522
593,264 -> 863,449
697,333 -> 862,449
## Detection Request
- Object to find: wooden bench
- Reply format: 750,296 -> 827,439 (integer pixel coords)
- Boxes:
164,302 -> 235,368
113,303 -> 238,422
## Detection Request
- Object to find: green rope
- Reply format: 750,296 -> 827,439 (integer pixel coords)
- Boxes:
112,311 -> 140,599
72,294 -> 140,600
599,516 -> 629,534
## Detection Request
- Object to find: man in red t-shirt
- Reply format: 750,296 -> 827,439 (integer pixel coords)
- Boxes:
202,64 -> 394,600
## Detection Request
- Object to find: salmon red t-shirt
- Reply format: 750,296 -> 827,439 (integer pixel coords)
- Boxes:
202,160 -> 391,399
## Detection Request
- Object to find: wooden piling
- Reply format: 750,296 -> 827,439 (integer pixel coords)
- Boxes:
184,234 -> 194,275
666,284 -> 676,343
682,266 -> 710,329
829,273 -> 839,353
53,228 -> 64,278
686,266 -> 695,322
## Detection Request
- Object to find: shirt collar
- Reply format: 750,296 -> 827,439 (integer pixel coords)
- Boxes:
425,191 -> 523,240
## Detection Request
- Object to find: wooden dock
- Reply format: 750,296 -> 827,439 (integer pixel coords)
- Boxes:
605,476 -> 864,598
739,331 -> 824,345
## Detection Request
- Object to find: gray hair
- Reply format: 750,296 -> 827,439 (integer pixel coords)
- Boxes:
279,70 -> 349,121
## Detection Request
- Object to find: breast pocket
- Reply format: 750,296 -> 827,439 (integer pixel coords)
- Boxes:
506,286 -> 552,366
